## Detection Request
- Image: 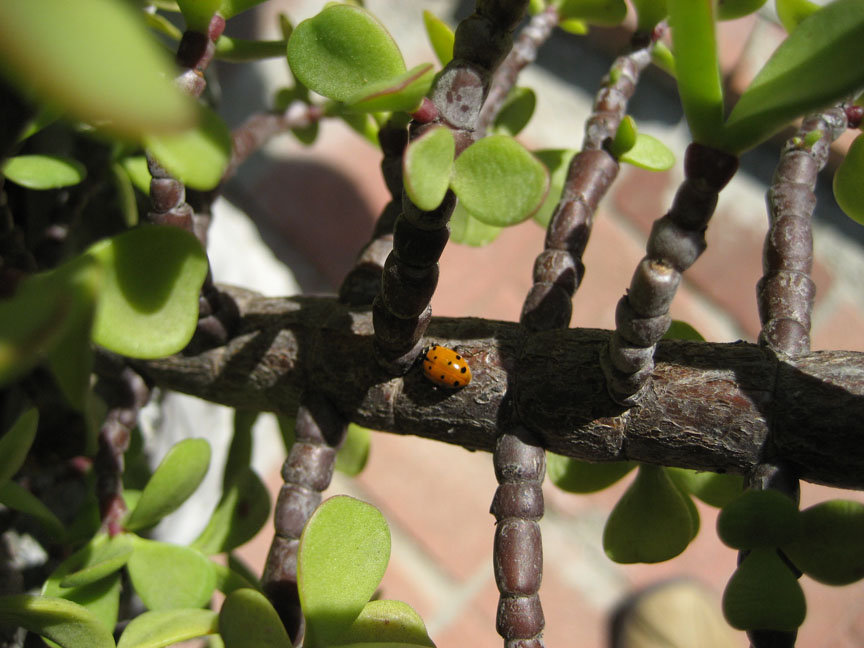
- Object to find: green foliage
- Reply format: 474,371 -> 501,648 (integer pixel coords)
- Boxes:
219,589 -> 293,648
532,149 -> 577,228
0,0 -> 195,138
125,438 -> 212,531
0,481 -> 66,537
717,489 -> 799,549
631,0 -> 667,31
833,133 -> 864,225
2,155 -> 86,190
422,10 -> 455,66
775,0 -> 821,33
329,600 -> 435,647
492,87 -> 537,137
126,538 -> 217,610
176,0 -> 221,32
345,64 -> 435,114
449,203 -> 503,246
716,0 -> 768,21
619,133 -> 676,171
0,409 -> 38,487
555,0 -> 628,26
335,424 -> 372,476
547,453 -> 636,493
609,115 -> 638,159
403,126 -> 455,211
666,468 -> 743,508
116,608 -> 219,648
0,595 -> 116,648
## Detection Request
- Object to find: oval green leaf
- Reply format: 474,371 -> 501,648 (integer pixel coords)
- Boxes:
833,133 -> 864,226
532,149 -> 577,228
559,18 -> 589,34
619,132 -> 676,171
219,588 -> 293,648
176,0 -> 220,32
422,10 -> 454,67
223,409 -> 257,490
119,156 -> 152,195
211,562 -> 260,596
125,438 -> 211,531
403,126 -> 455,212
191,466 -> 271,555
783,499 -> 864,585
143,105 -> 231,191
663,319 -> 705,342
331,600 -> 435,648
335,424 -> 372,477
0,0 -> 195,138
666,468 -> 743,508
667,0 -> 725,148
347,64 -> 435,114
0,595 -> 115,648
547,454 -> 636,494
0,481 -> 65,537
722,0 -> 864,153
59,534 -> 135,588
0,408 -> 38,487
716,489 -> 800,550
722,547 -> 806,631
449,202 -> 502,246
298,496 -> 391,648
287,4 -> 406,103
126,538 -> 216,610
219,0 -> 269,19
451,135 -> 549,227
631,0 -> 668,31
2,155 -> 86,190
493,87 -> 537,137
610,115 -> 638,159
215,37 -> 289,63
117,608 -> 218,648
776,0 -> 820,33
86,225 -> 208,359
557,0 -> 628,25
717,0 -> 767,21
603,464 -> 695,564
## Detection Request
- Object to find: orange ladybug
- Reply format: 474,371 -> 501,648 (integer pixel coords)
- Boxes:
421,344 -> 472,389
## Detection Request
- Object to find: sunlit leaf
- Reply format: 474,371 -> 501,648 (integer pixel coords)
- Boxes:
87,226 -> 208,359
546,454 -> 636,493
666,468 -> 743,508
776,0 -> 820,33
176,0 -> 220,32
422,10 -> 454,66
335,424 -> 372,477
449,202 -> 503,246
451,135 -> 548,227
117,608 -> 218,648
211,561 -> 260,596
125,438 -> 211,531
403,126 -> 455,212
219,0 -> 269,19
0,0 -> 195,137
299,496 -> 390,648
215,37 -> 288,63
557,0 -> 628,25
493,87 -> 536,137
346,64 -> 435,114
722,0 -> 864,153
126,538 -> 216,610
59,534 -> 135,588
119,156 -> 151,195
717,0 -> 767,21
330,600 -> 435,648
287,4 -> 405,103
631,0 -> 667,31
833,133 -> 864,225
0,595 -> 115,648
619,133 -> 676,171
609,115 -> 638,159
219,589 -> 292,648
2,155 -> 86,190
0,408 -> 38,487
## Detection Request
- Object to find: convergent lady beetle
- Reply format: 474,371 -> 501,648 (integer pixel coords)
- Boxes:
422,344 -> 472,389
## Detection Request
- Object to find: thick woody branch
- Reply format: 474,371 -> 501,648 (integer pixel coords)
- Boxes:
131,287 -> 864,491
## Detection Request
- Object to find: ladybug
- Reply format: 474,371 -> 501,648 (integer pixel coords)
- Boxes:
421,344 -> 472,389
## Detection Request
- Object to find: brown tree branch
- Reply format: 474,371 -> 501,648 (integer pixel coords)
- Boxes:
130,287 -> 864,491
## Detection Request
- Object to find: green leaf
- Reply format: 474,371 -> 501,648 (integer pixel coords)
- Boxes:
0,256 -> 101,389
299,496 -> 391,648
722,0 -> 864,153
493,87 -> 536,137
59,534 -> 135,588
339,111 -> 380,146
782,499 -> 864,585
211,561 -> 260,596
346,64 -> 435,114
223,410 -> 257,490
603,464 -> 695,563
176,0 -> 221,32
125,438 -> 211,531
449,202 -> 503,246
17,106 -> 63,142
219,589 -> 293,648
833,133 -> 864,225
717,0 -> 767,21
0,0 -> 195,138
666,468 -> 743,508
663,319 -> 705,342
0,480 -> 65,537
335,424 -> 372,477
0,408 -> 38,487
110,162 -> 139,227
215,37 -> 289,63
119,156 -> 152,195
2,155 -> 86,190
422,10 -> 454,67
716,489 -> 800,549
287,4 -> 406,103
546,454 -> 636,493
619,133 -> 676,171
126,538 -> 217,610
532,149 -> 577,228
117,608 -> 218,648
273,87 -> 319,145
0,595 -> 115,648
667,0 -> 725,148
403,126 -> 455,212
609,115 -> 638,159
219,0 -> 269,19
451,135 -> 549,227
143,105 -> 231,191
722,547 -> 806,631
651,41 -> 676,77
631,0 -> 668,31
776,0 -> 820,33
558,18 -> 589,34
556,0 -> 628,25
191,467 -> 271,555
87,225 -> 209,359
331,600 -> 435,648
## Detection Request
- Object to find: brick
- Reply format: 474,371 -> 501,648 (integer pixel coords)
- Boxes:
811,299 -> 864,352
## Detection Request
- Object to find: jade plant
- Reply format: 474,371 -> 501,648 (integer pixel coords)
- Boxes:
2,1 -> 864,647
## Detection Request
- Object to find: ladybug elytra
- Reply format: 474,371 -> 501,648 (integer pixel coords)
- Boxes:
421,344 -> 472,389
